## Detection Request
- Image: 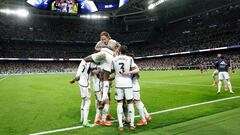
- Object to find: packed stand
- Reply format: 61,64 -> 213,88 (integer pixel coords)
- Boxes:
0,61 -> 79,74
129,4 -> 240,56
135,49 -> 240,70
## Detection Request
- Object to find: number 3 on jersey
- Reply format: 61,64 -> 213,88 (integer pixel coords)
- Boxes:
119,63 -> 125,74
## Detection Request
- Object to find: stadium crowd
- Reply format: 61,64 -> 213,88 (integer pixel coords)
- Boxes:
1,3 -> 239,58
136,49 -> 240,70
1,49 -> 239,74
0,61 -> 78,74
129,4 -> 240,56
1,2 -> 240,74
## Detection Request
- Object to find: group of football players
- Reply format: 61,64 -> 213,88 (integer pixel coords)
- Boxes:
69,32 -> 151,131
69,31 -> 235,132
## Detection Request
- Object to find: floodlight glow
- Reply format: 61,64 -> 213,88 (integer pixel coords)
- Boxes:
0,8 -> 29,17
16,9 -> 29,17
80,14 -> 109,19
148,4 -> 155,10
148,0 -> 167,10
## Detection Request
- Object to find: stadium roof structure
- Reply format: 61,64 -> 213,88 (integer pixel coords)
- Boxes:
0,0 -> 240,22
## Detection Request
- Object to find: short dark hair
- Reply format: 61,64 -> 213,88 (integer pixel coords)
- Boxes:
119,45 -> 128,55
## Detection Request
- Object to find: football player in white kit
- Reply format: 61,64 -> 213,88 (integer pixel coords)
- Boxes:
91,68 -> 115,125
132,73 -> 151,126
82,32 -> 120,126
69,61 -> 96,127
112,45 -> 139,131
91,67 -> 103,125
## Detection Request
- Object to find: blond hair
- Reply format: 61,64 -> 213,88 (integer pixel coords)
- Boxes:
100,31 -> 111,39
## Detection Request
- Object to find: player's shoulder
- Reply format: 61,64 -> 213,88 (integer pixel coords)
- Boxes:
113,55 -> 129,60
109,39 -> 117,43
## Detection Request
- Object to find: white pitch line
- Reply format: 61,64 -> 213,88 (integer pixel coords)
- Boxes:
142,81 -> 240,89
29,96 -> 240,135
0,76 -> 10,82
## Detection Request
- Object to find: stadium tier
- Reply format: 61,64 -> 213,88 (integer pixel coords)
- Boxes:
1,0 -> 240,135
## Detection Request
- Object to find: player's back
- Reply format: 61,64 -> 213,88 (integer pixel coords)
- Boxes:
112,55 -> 134,88
76,62 -> 95,87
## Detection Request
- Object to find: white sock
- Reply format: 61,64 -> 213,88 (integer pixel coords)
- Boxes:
94,100 -> 101,122
142,102 -> 149,116
117,102 -> 123,127
83,99 -> 91,124
102,103 -> 109,121
135,101 -> 146,121
218,81 -> 222,93
227,80 -> 233,92
128,103 -> 135,127
80,100 -> 84,123
101,81 -> 109,102
107,105 -> 110,116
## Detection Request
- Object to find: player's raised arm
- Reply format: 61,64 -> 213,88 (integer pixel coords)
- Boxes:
94,41 -> 102,52
69,61 -> 84,84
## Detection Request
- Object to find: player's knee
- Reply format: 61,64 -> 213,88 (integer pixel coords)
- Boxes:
84,97 -> 90,102
105,99 -> 110,104
81,96 -> 86,100
117,100 -> 123,103
127,99 -> 133,104
134,100 -> 141,104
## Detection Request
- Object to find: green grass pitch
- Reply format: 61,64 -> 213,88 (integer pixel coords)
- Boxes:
0,70 -> 240,135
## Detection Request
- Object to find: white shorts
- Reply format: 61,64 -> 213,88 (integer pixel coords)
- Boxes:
91,48 -> 114,72
133,80 -> 140,91
79,85 -> 91,99
133,91 -> 140,100
115,88 -> 133,101
133,81 -> 140,100
218,72 -> 230,80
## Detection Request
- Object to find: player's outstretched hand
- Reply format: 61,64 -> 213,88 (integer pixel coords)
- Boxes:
122,70 -> 130,76
69,79 -> 75,84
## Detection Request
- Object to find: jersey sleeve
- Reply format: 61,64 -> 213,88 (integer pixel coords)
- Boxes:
76,63 -> 83,77
130,58 -> 137,68
95,41 -> 102,51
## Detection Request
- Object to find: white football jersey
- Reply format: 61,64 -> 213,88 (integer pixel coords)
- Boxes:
76,61 -> 96,87
95,39 -> 120,51
112,55 -> 137,88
